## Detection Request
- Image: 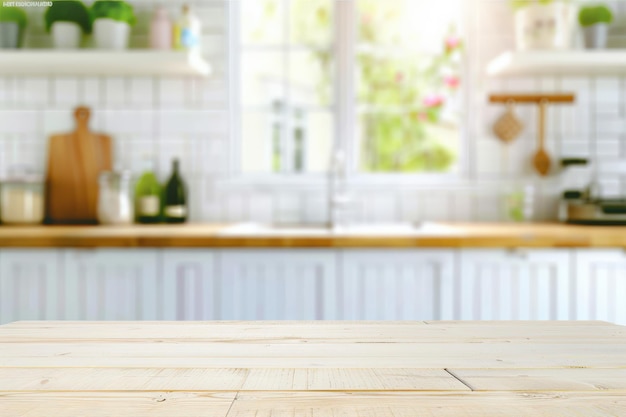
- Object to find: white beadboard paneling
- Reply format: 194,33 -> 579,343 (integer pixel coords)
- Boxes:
575,250 -> 626,325
338,250 -> 456,320
162,250 -> 217,320
218,250 -> 336,320
0,250 -> 61,325
63,250 -> 159,321
459,250 -> 571,321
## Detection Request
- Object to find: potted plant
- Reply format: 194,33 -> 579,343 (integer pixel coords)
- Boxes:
0,5 -> 27,49
44,1 -> 91,49
510,0 -> 577,50
579,4 -> 613,49
90,0 -> 136,50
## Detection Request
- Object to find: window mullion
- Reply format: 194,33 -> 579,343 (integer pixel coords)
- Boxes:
334,0 -> 356,174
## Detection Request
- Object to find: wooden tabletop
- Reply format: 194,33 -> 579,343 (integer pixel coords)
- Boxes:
0,222 -> 626,248
1,321 -> 625,416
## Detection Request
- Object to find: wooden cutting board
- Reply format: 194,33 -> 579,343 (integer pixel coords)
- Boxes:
45,106 -> 112,224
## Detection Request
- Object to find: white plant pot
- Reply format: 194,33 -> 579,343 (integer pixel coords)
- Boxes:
93,18 -> 130,50
515,2 -> 577,50
583,24 -> 609,49
51,22 -> 82,49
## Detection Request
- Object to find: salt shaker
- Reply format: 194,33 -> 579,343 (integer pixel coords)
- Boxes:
150,6 -> 172,50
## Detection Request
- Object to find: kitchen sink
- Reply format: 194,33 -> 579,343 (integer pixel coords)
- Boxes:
218,222 -> 458,236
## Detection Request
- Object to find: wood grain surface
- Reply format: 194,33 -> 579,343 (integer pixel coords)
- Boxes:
0,222 -> 625,248
0,321 -> 625,416
45,106 -> 112,224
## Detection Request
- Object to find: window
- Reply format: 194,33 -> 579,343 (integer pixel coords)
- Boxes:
235,0 -> 464,176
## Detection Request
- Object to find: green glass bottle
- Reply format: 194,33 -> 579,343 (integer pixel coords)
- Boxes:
163,158 -> 187,224
134,158 -> 162,224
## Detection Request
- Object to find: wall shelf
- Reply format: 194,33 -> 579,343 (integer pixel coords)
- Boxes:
488,50 -> 626,77
0,50 -> 211,77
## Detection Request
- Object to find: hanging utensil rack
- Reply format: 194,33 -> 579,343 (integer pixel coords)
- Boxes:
488,93 -> 576,176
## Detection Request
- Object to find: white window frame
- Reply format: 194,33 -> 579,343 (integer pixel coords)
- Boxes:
227,0 -> 474,188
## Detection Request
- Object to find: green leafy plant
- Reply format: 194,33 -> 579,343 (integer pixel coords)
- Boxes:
44,1 -> 91,34
509,0 -> 561,10
296,0 -> 460,172
579,4 -> 613,27
0,5 -> 28,31
90,0 -> 136,26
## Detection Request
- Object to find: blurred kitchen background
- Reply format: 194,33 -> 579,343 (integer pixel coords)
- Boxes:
1,0 -> 626,325
1,0 -> 624,223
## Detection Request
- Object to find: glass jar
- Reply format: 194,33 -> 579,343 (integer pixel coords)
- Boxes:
503,184 -> 535,222
0,167 -> 45,225
97,170 -> 134,225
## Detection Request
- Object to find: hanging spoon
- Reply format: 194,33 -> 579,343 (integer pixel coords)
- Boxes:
533,99 -> 551,176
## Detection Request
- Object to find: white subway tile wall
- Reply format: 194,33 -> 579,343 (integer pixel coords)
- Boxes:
1,0 -> 626,224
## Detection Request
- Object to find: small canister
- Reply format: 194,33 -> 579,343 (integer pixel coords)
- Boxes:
97,170 -> 134,225
0,167 -> 45,225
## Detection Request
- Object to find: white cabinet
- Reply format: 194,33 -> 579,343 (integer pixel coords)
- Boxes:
63,250 -> 159,321
459,250 -> 571,321
162,250 -> 217,320
3,247 -> 624,324
574,250 -> 626,325
337,250 -> 455,320
0,250 -> 61,324
219,250 -> 336,320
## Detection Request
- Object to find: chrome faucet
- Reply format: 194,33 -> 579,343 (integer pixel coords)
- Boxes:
328,149 -> 351,230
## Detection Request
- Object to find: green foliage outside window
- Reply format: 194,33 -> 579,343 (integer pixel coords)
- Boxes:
251,0 -> 463,173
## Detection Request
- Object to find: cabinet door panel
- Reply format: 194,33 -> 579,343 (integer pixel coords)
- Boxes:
162,250 -> 217,320
338,250 -> 455,320
219,250 -> 335,320
64,250 -> 158,321
0,250 -> 61,324
459,250 -> 571,321
575,250 -> 626,325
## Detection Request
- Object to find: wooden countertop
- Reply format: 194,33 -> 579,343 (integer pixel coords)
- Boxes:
0,222 -> 625,248
1,320 -> 625,416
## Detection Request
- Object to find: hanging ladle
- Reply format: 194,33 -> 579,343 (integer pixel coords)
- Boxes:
489,94 -> 576,177
533,99 -> 551,176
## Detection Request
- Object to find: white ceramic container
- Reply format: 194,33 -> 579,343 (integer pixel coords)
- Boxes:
93,18 -> 130,50
52,22 -> 82,49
